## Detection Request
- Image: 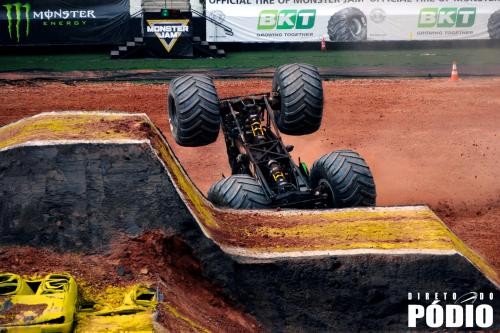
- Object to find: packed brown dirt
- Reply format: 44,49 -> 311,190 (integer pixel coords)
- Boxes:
0,78 -> 498,276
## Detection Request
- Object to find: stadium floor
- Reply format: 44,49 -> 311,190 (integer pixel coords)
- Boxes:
0,47 -> 499,79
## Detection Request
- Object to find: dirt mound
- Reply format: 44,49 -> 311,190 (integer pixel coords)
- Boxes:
0,78 -> 499,274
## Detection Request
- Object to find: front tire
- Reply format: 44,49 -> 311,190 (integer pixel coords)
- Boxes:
168,74 -> 220,147
327,8 -> 367,42
272,63 -> 324,135
207,175 -> 271,209
310,150 -> 376,208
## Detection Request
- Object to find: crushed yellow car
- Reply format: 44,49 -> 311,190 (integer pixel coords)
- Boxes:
0,273 -> 77,333
75,284 -> 159,333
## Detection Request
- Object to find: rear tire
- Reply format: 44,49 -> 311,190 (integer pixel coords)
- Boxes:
207,175 -> 271,209
310,150 -> 376,208
168,74 -> 220,147
327,8 -> 367,42
272,63 -> 323,135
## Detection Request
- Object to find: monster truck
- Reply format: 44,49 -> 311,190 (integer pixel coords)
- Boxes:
167,63 -> 376,209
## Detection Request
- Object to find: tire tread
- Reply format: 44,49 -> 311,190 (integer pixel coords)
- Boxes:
207,175 -> 271,209
327,7 -> 367,42
168,74 -> 220,147
272,63 -> 324,135
310,150 -> 376,208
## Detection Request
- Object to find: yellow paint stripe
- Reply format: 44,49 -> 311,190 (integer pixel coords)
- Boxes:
149,124 -> 219,229
163,303 -> 212,333
309,207 -> 437,221
425,210 -> 500,287
0,114 -> 143,150
255,219 -> 452,242
252,240 -> 456,253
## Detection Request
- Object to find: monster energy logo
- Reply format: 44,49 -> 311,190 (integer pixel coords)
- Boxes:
3,2 -> 30,42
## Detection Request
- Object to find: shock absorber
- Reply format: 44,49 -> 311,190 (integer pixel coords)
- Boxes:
248,112 -> 266,143
267,159 -> 290,192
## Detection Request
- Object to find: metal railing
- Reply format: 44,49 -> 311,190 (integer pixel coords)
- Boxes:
131,9 -> 143,18
191,8 -> 233,36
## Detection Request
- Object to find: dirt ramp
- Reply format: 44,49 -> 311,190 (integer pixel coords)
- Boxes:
0,112 -> 498,331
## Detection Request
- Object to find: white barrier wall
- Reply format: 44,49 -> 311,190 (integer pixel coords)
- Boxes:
205,0 -> 500,42
131,0 -> 142,14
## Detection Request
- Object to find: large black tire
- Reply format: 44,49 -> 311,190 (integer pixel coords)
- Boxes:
207,174 -> 271,209
488,10 -> 500,39
272,63 -> 323,135
168,74 -> 220,147
327,8 -> 367,42
310,150 -> 376,208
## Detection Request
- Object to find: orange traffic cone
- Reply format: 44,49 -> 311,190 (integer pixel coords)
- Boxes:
450,61 -> 460,81
321,36 -> 326,51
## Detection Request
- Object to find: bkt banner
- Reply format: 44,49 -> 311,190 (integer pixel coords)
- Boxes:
0,0 -> 130,45
205,0 -> 500,42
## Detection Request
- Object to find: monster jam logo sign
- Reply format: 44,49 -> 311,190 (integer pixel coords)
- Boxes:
2,2 -> 30,42
146,20 -> 189,52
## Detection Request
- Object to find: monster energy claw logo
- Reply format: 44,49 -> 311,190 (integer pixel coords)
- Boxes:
3,2 -> 30,42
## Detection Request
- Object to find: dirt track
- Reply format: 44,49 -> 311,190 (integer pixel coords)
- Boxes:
0,78 -> 499,274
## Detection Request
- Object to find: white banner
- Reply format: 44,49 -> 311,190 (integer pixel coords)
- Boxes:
205,0 -> 500,42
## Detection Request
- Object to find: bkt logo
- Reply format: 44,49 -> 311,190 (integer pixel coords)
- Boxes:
418,7 -> 476,28
258,9 -> 315,30
2,2 -> 31,42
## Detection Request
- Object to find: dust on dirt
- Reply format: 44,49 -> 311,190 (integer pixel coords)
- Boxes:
0,231 -> 262,332
0,78 -> 499,274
